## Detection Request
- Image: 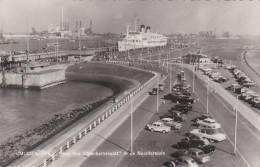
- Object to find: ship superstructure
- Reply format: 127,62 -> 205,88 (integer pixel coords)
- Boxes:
118,25 -> 167,52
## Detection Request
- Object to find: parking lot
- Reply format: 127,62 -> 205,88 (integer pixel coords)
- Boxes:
197,64 -> 260,115
118,69 -> 247,167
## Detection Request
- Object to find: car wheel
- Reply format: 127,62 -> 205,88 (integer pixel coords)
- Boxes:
151,128 -> 154,132
162,130 -> 166,134
169,162 -> 176,167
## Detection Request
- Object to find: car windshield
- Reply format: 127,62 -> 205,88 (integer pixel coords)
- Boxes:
198,152 -> 204,156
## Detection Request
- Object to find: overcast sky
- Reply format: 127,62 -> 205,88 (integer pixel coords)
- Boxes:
1,0 -> 260,35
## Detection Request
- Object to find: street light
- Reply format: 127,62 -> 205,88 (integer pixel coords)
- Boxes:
124,91 -> 133,153
206,77 -> 209,114
157,76 -> 160,114
234,95 -> 238,155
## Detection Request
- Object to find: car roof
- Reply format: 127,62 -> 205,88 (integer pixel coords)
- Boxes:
179,156 -> 194,161
188,148 -> 203,152
204,118 -> 216,122
162,118 -> 173,121
153,121 -> 163,125
200,128 -> 217,133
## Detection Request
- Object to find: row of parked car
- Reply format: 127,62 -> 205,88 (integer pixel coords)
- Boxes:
226,66 -> 260,109
147,72 -> 226,167
199,66 -> 228,83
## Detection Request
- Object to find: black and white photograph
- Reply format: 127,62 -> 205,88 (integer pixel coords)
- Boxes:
0,0 -> 259,167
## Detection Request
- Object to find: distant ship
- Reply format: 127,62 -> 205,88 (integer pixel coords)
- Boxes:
118,24 -> 167,52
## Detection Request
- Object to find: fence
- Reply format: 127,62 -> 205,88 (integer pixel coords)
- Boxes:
37,61 -> 157,167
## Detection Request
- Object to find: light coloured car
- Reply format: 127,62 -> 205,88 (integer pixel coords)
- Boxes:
190,129 -> 226,142
174,148 -> 210,164
242,80 -> 255,87
146,121 -> 171,133
159,118 -> 182,130
196,118 -> 221,129
168,156 -> 199,167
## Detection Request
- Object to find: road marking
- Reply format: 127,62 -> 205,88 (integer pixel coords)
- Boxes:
194,91 -> 251,167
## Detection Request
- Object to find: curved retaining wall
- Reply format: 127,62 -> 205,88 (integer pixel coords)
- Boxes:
37,61 -> 158,167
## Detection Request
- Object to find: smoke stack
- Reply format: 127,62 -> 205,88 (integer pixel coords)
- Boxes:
76,21 -> 78,32
90,20 -> 92,32
146,26 -> 151,33
67,22 -> 69,31
80,21 -> 82,28
140,25 -> 145,33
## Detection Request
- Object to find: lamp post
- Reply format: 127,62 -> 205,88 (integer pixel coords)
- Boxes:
234,95 -> 238,155
157,76 -> 160,114
206,77 -> 209,114
124,91 -> 133,153
193,66 -> 195,93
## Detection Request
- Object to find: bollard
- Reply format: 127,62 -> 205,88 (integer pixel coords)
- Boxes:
85,128 -> 87,135
109,110 -> 112,115
102,115 -> 105,121
105,112 -> 108,118
115,105 -> 117,110
60,147 -> 63,154
112,107 -> 115,113
89,125 -> 92,131
94,121 -> 96,127
67,141 -> 70,149
79,132 -> 82,139
73,137 -> 76,144
98,118 -> 101,123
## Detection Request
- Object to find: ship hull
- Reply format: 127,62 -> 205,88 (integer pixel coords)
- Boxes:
118,41 -> 167,52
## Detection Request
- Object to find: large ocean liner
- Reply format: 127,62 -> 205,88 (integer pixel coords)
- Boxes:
118,24 -> 167,52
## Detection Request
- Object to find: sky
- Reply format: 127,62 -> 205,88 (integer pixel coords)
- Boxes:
1,0 -> 260,35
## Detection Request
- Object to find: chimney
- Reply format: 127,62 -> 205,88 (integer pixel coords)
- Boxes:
146,26 -> 151,33
90,20 -> 92,32
67,22 -> 69,31
76,21 -> 78,32
80,21 -> 82,28
140,25 -> 145,33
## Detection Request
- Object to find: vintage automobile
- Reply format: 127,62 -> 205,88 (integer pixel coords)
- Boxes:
173,148 -> 210,164
192,114 -> 212,122
167,111 -> 188,121
189,129 -> 226,142
146,121 -> 171,133
196,118 -> 221,129
167,156 -> 199,167
173,104 -> 192,111
159,118 -> 182,130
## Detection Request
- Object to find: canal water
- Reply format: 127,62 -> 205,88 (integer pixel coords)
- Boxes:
0,81 -> 114,143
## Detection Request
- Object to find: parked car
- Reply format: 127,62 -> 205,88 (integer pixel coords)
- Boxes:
196,118 -> 221,129
251,97 -> 260,106
161,112 -> 187,122
173,148 -> 210,164
146,121 -> 171,133
171,95 -> 196,104
160,118 -> 182,130
167,156 -> 199,167
176,138 -> 210,149
173,104 -> 192,111
168,110 -> 188,121
242,80 -> 255,87
190,129 -> 226,142
227,83 -> 241,92
192,114 -> 212,122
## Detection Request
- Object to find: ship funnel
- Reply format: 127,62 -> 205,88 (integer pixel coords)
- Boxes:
146,26 -> 151,33
140,25 -> 145,33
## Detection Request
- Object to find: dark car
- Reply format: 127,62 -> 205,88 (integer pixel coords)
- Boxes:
176,139 -> 215,155
161,112 -> 187,122
171,95 -> 195,104
173,104 -> 192,111
192,114 -> 212,122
